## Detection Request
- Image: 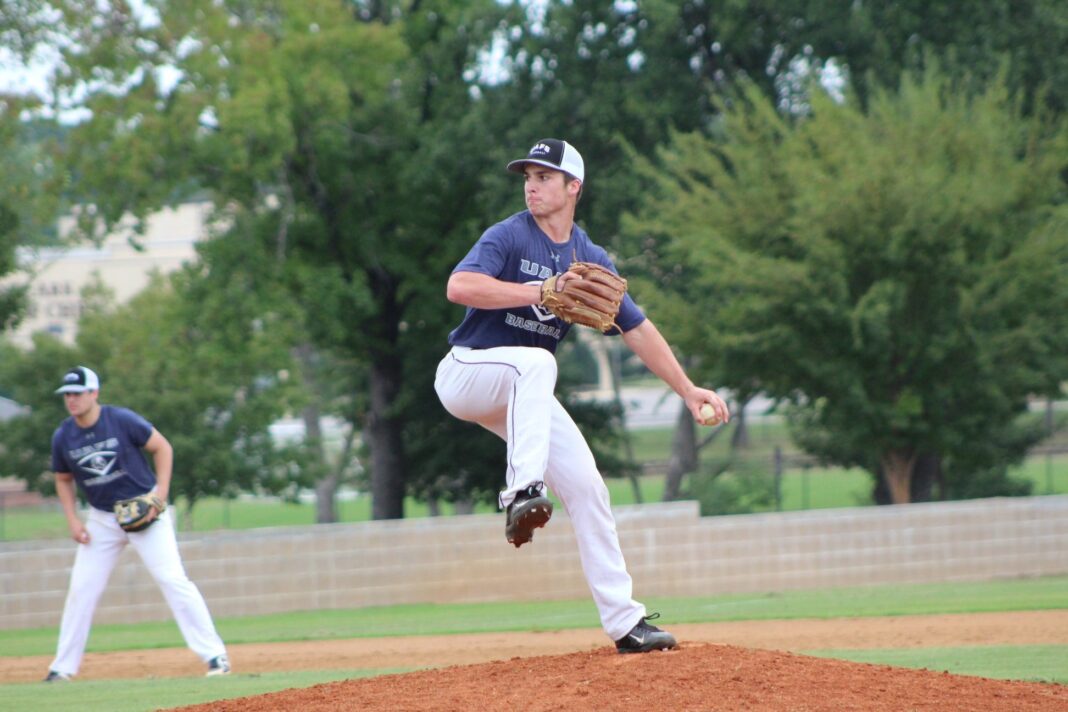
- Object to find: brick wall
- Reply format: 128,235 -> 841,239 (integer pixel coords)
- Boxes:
2,495 -> 1065,631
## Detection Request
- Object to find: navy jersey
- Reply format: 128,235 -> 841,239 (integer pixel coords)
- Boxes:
51,405 -> 158,512
447,211 -> 644,352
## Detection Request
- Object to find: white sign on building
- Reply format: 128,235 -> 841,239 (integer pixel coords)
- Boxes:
3,201 -> 212,347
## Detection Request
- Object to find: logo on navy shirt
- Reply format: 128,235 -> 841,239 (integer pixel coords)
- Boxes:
77,449 -> 118,477
519,260 -> 559,323
523,280 -> 557,323
69,436 -> 124,483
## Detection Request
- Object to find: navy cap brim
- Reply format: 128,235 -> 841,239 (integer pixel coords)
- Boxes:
507,158 -> 565,174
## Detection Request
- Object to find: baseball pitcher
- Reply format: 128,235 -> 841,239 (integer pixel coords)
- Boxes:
435,138 -> 730,653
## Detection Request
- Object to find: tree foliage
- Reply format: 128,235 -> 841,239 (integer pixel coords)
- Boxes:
797,0 -> 1068,112
111,222 -> 302,508
0,111 -> 60,333
5,0 -> 1068,518
0,200 -> 22,333
625,66 -> 1068,503
22,0 -> 508,518
0,259 -> 298,507
0,335 -> 78,490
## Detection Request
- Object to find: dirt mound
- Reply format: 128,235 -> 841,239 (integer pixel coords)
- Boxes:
7,611 -> 1066,710
176,643 -> 1068,712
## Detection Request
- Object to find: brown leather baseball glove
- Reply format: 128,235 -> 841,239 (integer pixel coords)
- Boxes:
540,262 -> 628,333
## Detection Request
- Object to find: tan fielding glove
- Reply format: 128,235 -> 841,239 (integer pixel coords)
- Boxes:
540,262 -> 628,333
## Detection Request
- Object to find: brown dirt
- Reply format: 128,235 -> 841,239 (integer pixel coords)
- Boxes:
6,611 -> 1067,711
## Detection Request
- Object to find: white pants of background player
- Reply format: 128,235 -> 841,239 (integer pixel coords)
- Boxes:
435,345 -> 647,641
50,506 -> 227,676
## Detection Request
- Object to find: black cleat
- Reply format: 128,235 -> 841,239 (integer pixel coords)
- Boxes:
206,654 -> 231,677
615,613 -> 678,654
505,483 -> 553,548
43,670 -> 72,682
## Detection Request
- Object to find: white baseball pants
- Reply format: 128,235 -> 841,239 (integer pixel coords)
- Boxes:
435,345 -> 646,640
50,507 -> 227,676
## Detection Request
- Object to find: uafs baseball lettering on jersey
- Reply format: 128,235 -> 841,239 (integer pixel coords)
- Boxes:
448,211 -> 644,353
505,312 -> 563,338
519,259 -> 555,279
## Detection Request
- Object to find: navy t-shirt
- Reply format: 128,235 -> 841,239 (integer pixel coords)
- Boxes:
51,405 -> 158,512
447,211 -> 645,352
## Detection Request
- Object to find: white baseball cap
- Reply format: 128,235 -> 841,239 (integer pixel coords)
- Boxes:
506,138 -> 585,182
55,366 -> 100,394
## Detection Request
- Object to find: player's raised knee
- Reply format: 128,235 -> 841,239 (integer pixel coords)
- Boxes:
521,347 -> 558,380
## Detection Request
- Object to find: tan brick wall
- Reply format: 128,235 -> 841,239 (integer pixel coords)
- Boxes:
2,495 -> 1066,630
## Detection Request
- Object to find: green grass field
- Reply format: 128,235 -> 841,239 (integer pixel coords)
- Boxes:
809,645 -> 1067,683
2,577 -> 1065,712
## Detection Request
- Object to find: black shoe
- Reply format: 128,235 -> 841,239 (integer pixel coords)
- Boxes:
505,483 -> 553,548
206,654 -> 231,677
43,670 -> 72,682
615,613 -> 678,654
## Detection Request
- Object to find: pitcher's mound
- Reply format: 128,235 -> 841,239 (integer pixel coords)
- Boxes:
177,642 -> 1067,712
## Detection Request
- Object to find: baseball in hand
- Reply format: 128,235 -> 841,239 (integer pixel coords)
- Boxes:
699,403 -> 722,426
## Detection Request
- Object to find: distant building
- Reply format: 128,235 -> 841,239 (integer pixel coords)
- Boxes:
4,201 -> 211,347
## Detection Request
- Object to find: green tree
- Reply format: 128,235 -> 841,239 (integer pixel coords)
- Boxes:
650,1 -> 1068,115
0,106 -> 21,332
32,0 -> 516,519
197,209 -> 368,522
0,200 -> 22,333
796,0 -> 1068,113
71,266 -> 297,509
477,0 -> 1068,502
14,0 -> 1066,518
0,336 -> 78,491
0,212 -> 315,514
625,67 -> 1068,504
482,0 -> 1068,227
0,111 -> 60,333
